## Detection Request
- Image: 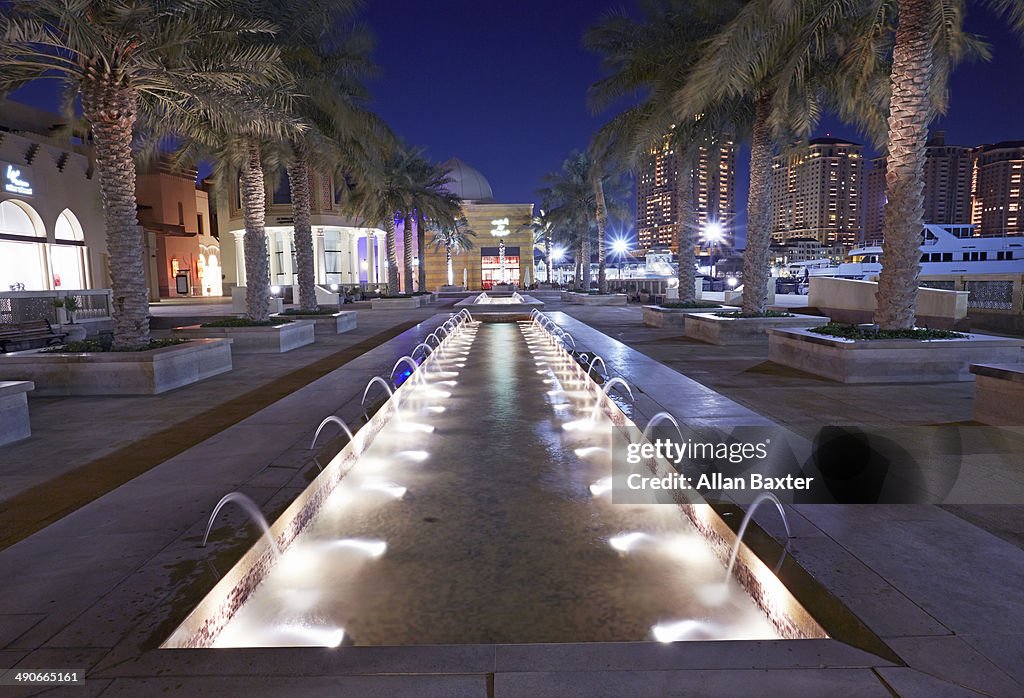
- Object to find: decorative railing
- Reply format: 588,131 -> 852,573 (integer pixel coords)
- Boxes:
963,280 -> 1014,310
0,289 -> 113,325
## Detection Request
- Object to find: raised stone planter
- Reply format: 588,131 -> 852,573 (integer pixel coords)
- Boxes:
970,364 -> 1024,425
768,328 -> 1024,383
0,339 -> 233,396
230,287 -> 283,315
371,296 -> 421,310
685,312 -> 828,345
642,305 -> 724,328
564,292 -> 628,306
172,321 -> 314,354
273,311 -> 356,336
0,381 -> 33,445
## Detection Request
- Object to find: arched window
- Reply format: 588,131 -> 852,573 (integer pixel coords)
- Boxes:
50,209 -> 89,290
0,200 -> 47,290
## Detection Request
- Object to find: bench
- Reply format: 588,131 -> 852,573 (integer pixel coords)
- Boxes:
0,319 -> 67,352
971,363 -> 1024,426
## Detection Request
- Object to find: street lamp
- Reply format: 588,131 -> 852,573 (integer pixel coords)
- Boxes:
551,246 -> 566,285
610,237 -> 631,280
700,221 -> 725,276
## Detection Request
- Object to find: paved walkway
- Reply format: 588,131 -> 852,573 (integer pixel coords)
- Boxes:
0,298 -> 1022,696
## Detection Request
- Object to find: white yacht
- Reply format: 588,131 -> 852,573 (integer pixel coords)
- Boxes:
809,224 -> 1024,279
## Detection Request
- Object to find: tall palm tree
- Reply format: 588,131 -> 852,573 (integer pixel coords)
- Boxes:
239,0 -> 380,312
402,155 -> 460,293
430,217 -> 476,287
586,0 -> 747,302
539,150 -> 629,291
871,0 -> 1019,328
677,0 -> 891,315
524,209 -> 556,283
0,0 -> 291,347
346,145 -> 425,295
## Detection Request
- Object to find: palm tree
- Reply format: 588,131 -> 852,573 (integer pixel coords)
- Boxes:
539,150 -> 629,291
524,210 -> 556,283
239,0 -> 380,312
0,0 -> 291,347
586,0 -> 747,302
346,144 -> 426,295
430,217 -> 477,286
872,0 -> 1020,328
401,155 -> 460,293
674,0 -> 892,315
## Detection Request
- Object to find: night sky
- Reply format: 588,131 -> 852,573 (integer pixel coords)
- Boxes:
9,0 -> 1024,243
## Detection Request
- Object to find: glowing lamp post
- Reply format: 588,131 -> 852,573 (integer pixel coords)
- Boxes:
550,246 -> 566,285
700,222 -> 725,276
610,237 -> 631,280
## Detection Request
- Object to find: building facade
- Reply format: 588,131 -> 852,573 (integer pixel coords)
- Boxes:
635,132 -> 736,253
0,101 -> 105,293
216,168 -> 387,297
971,141 -> 1024,237
769,137 -> 863,247
136,160 -> 222,300
427,158 -> 534,291
865,132 -> 973,244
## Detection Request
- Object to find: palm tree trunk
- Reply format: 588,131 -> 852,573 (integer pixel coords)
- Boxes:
80,82 -> 149,349
741,95 -> 774,315
417,211 -> 427,292
446,244 -> 453,286
287,152 -> 316,312
580,232 -> 592,290
594,177 -> 608,293
676,156 -> 698,303
403,212 -> 414,293
385,216 -> 400,296
239,140 -> 272,322
545,236 -> 552,284
875,0 -> 932,329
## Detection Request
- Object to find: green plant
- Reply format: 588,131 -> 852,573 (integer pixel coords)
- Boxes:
53,296 -> 80,323
809,323 -> 967,341
714,310 -> 793,318
661,300 -> 721,309
43,337 -> 189,353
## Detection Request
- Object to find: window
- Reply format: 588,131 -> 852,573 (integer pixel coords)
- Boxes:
51,209 -> 88,289
177,201 -> 184,226
0,200 -> 48,290
197,213 -> 204,236
272,172 -> 292,205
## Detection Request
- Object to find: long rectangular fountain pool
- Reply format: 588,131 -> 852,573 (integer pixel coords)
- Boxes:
165,319 -> 828,648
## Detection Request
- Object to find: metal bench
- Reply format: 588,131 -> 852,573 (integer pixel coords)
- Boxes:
0,319 -> 67,352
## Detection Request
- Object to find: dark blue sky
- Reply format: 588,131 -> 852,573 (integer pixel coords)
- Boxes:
10,1 -> 1024,242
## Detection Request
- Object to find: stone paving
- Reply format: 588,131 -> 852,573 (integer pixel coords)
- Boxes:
0,298 -> 1021,696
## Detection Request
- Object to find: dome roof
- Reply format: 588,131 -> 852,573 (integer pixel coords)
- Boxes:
440,157 -> 493,202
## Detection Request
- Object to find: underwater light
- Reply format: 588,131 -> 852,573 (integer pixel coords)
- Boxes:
609,532 -> 650,552
589,477 -> 613,497
332,538 -> 387,558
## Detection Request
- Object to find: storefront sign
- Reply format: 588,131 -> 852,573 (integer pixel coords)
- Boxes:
490,217 -> 509,237
3,163 -> 33,196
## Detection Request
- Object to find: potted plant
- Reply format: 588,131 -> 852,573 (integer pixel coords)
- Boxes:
54,296 -> 87,342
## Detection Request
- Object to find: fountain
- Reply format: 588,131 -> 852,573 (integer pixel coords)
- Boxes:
641,411 -> 685,445
168,320 -> 828,651
310,416 -> 354,451
587,355 -> 607,381
361,376 -> 395,415
724,492 -> 792,584
201,492 -> 281,557
410,342 -> 433,362
390,356 -> 420,388
591,377 -> 635,421
561,333 -> 576,351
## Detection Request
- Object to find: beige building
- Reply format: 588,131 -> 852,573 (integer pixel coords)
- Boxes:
0,100 -> 105,293
136,160 -> 221,300
971,141 -> 1024,237
769,137 -> 863,246
865,132 -> 973,244
635,132 -> 736,253
426,158 -> 534,291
